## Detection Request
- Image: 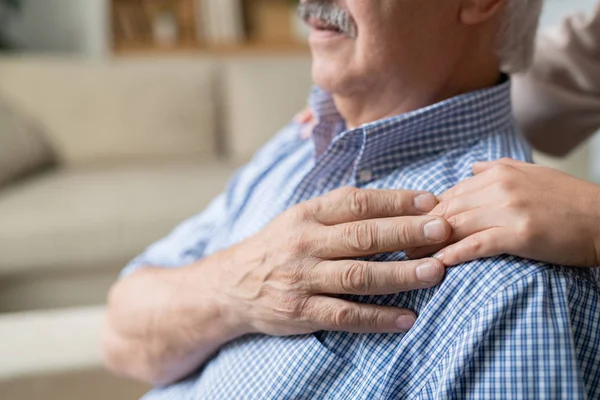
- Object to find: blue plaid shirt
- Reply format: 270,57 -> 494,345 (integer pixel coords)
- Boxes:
126,80 -> 600,399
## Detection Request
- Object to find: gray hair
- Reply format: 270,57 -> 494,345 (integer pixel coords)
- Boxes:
497,0 -> 543,73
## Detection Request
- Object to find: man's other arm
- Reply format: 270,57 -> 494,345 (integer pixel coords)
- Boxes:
102,188 -> 452,386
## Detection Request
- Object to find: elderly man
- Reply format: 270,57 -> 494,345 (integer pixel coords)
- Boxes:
104,0 -> 600,398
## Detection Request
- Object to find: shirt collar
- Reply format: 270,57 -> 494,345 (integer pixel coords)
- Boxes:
307,77 -> 515,182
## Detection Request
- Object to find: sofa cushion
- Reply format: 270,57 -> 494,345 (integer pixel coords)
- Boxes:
0,96 -> 55,187
0,57 -> 218,165
223,56 -> 313,161
0,161 -> 237,276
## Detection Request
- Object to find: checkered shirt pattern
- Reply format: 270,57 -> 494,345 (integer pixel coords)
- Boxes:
124,80 -> 600,399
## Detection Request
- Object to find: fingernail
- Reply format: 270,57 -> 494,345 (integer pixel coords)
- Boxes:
396,315 -> 417,331
414,193 -> 437,212
423,220 -> 447,241
416,262 -> 442,283
434,251 -> 445,261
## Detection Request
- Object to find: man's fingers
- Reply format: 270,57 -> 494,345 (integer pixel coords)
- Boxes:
318,216 -> 451,258
304,187 -> 438,225
309,258 -> 446,295
305,296 -> 418,333
434,229 -> 505,266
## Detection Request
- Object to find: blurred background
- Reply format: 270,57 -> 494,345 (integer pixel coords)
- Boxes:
0,0 -> 596,399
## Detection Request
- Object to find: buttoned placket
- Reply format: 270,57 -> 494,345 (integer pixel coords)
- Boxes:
352,126 -> 381,187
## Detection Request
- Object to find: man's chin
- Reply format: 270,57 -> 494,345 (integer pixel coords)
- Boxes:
311,58 -> 350,93
311,67 -> 335,93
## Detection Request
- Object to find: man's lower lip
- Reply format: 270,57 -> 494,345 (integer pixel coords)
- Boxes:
309,29 -> 348,41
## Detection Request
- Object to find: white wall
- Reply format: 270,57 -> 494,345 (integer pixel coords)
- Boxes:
541,0 -> 597,26
8,0 -> 109,57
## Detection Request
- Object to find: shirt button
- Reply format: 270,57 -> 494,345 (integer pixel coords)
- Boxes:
358,169 -> 373,182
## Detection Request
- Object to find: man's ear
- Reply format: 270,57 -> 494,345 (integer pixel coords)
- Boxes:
459,0 -> 505,25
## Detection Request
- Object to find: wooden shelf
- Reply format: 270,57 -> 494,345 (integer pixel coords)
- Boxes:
110,0 -> 308,57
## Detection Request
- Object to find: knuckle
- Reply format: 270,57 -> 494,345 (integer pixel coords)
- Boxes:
280,263 -> 306,287
393,264 -> 414,287
366,312 -> 386,330
341,262 -> 372,293
343,223 -> 377,253
492,180 -> 516,201
491,165 -> 515,185
447,214 -> 462,231
299,297 -> 317,319
514,213 -> 535,241
288,295 -> 315,325
278,293 -> 304,320
332,305 -> 357,328
348,189 -> 370,219
466,234 -> 486,255
432,200 -> 450,218
505,195 -> 528,211
396,222 -> 415,245
293,202 -> 317,223
492,164 -> 512,176
287,231 -> 315,257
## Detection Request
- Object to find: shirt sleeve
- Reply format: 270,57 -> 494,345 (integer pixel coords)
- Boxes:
512,3 -> 600,154
120,192 -> 229,277
442,269 -> 600,398
120,120 -> 307,278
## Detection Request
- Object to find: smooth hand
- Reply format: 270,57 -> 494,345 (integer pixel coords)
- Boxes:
212,187 -> 451,337
410,158 -> 600,267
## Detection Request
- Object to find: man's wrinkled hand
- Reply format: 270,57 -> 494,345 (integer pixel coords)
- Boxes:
211,187 -> 451,337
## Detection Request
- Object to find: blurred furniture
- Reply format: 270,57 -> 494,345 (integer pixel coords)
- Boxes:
111,0 -> 309,55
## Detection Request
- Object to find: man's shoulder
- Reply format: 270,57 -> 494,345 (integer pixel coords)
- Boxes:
381,127 -> 531,195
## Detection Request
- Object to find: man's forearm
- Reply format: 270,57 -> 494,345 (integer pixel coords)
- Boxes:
102,188 -> 451,386
103,261 -> 241,385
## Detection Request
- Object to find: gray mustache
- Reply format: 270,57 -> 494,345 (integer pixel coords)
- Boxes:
298,2 -> 357,38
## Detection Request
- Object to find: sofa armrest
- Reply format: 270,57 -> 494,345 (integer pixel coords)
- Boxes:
0,306 -> 105,380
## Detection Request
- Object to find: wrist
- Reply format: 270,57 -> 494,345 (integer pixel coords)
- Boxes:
187,250 -> 251,340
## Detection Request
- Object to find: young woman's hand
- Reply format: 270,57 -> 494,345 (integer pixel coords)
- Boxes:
409,158 -> 600,267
